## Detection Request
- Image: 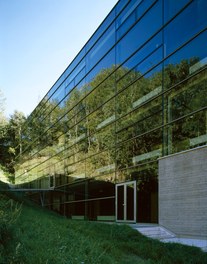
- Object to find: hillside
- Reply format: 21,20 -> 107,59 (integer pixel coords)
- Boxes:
0,193 -> 206,264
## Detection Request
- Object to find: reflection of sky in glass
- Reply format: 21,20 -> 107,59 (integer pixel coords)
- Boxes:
23,0 -> 207,125
121,32 -> 162,71
39,0 -> 207,115
164,0 -> 207,57
116,0 -> 162,65
164,0 -> 190,22
165,29 -> 207,65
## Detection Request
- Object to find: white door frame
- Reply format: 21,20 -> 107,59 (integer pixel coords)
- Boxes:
115,180 -> 136,223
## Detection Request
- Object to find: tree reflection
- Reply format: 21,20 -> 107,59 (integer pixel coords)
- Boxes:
15,56 -> 207,190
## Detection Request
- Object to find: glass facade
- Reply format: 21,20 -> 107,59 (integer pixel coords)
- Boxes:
15,0 -> 207,223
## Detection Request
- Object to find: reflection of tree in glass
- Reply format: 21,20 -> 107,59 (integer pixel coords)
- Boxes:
15,57 -> 207,184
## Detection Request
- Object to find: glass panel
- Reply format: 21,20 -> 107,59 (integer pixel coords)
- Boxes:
167,110 -> 207,155
164,0 -> 207,56
64,87 -> 85,118
86,98 -> 115,136
116,32 -> 162,81
64,59 -> 85,89
85,48 -> 115,95
116,96 -> 162,143
65,159 -> 86,183
126,183 -> 135,221
116,0 -> 140,28
165,68 -> 207,123
88,175 -> 115,200
164,29 -> 207,90
116,65 -> 162,122
117,185 -> 124,220
117,9 -> 136,35
117,50 -> 162,97
64,181 -> 86,204
86,197 -> 115,221
164,0 -> 191,23
65,79 -> 74,97
115,0 -> 129,16
117,128 -> 162,170
136,0 -> 157,19
50,83 -> 65,104
116,0 -> 162,64
86,123 -> 115,155
65,142 -> 86,166
86,151 -> 115,179
86,23 -> 115,72
65,201 -> 85,219
117,0 -> 157,40
85,72 -> 115,114
74,67 -> 86,87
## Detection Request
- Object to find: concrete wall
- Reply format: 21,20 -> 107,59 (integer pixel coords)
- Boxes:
159,146 -> 207,238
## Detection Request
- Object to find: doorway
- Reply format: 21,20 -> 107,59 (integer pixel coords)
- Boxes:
116,181 -> 136,223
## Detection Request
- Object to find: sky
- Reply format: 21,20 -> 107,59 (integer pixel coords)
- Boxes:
0,0 -> 118,117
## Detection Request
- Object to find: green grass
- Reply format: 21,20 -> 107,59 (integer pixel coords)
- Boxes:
0,194 -> 207,264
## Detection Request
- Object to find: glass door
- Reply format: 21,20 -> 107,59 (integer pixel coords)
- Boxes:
116,181 -> 136,223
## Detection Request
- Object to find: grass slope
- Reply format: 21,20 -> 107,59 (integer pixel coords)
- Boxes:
0,195 -> 207,264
